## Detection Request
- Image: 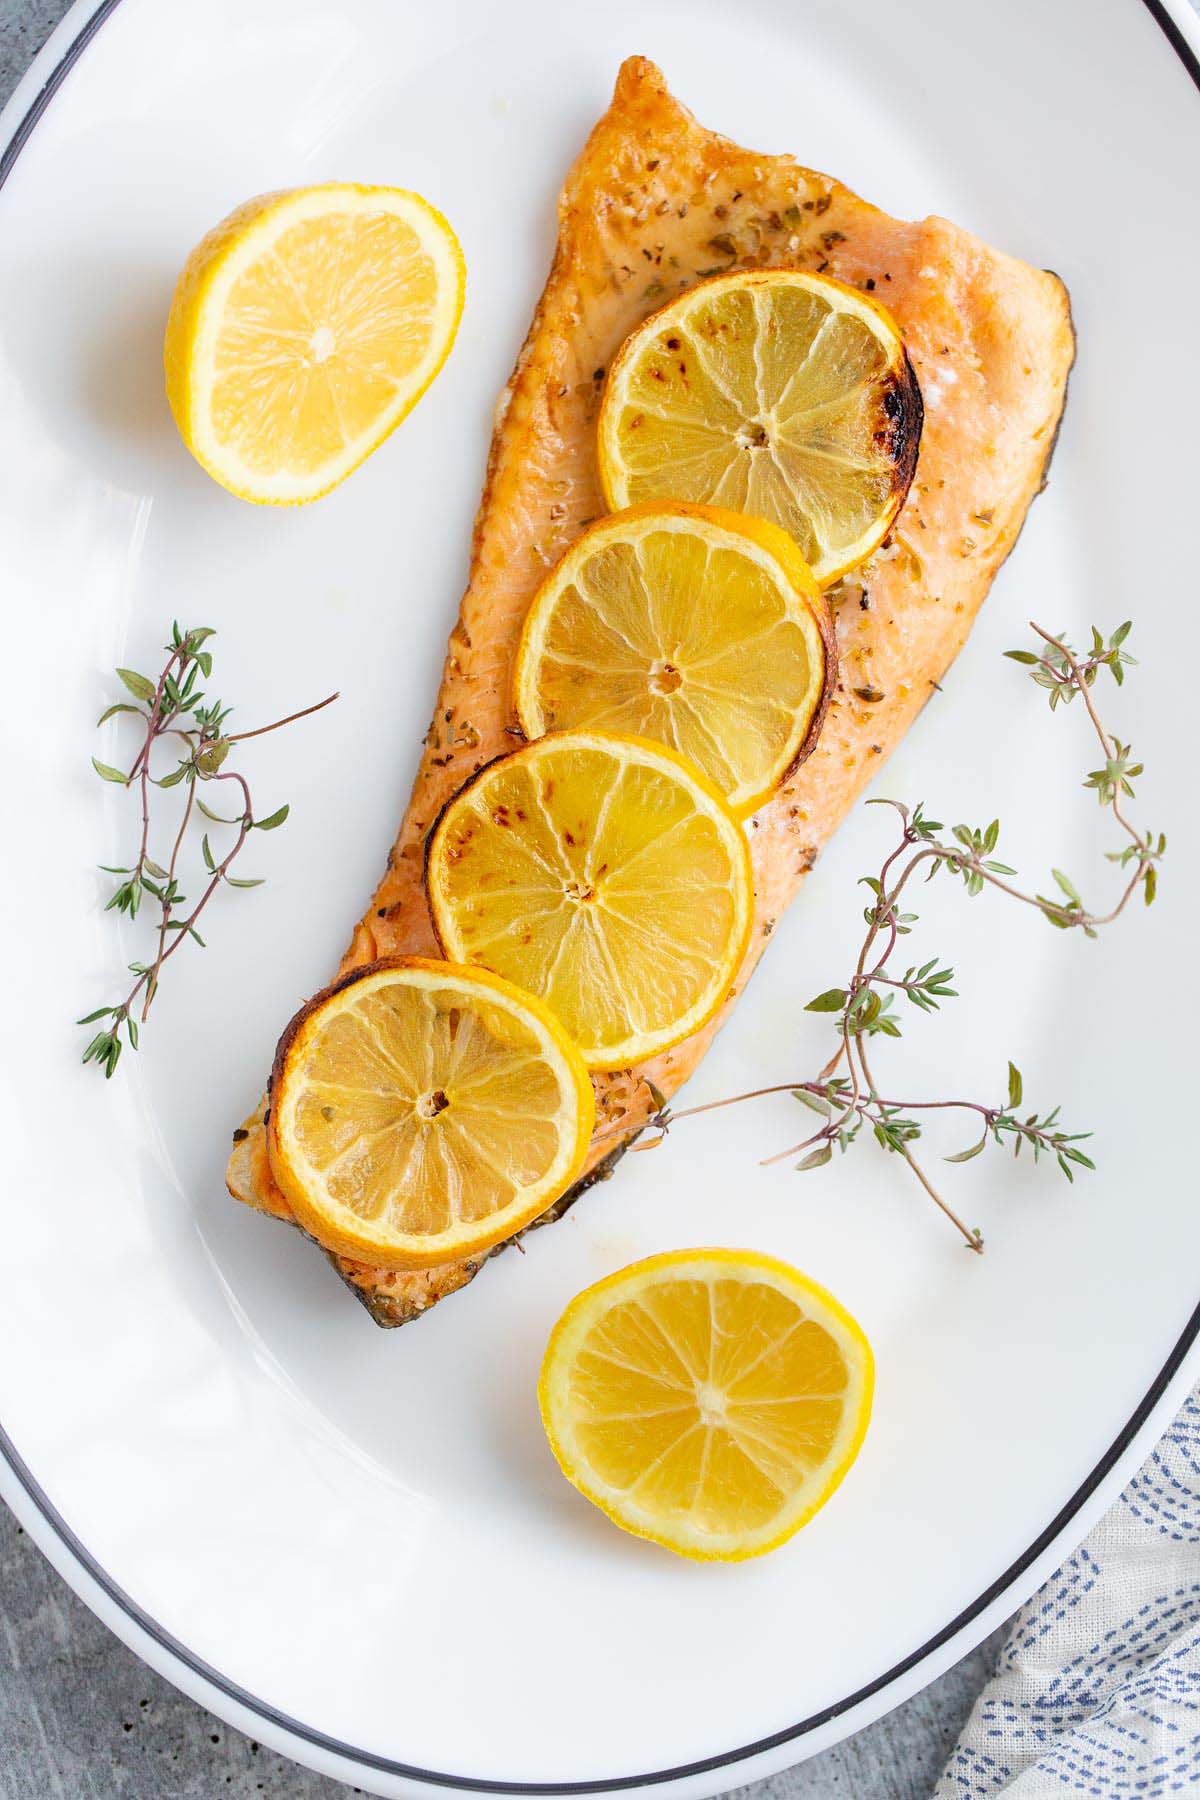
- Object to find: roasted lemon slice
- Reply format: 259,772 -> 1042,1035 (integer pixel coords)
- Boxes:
426,731 -> 753,1070
539,1248 -> 874,1561
165,184 -> 464,504
513,502 -> 834,818
598,270 -> 922,585
268,959 -> 594,1269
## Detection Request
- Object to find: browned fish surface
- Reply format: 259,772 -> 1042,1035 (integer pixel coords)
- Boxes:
227,57 -> 1074,1324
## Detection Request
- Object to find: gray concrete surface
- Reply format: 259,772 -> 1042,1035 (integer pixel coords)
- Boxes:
0,0 -> 1014,1792
0,1500 -> 1003,1798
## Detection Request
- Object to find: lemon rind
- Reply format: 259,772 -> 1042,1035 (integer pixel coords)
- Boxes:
596,269 -> 920,587
164,183 -> 465,506
512,502 -> 831,819
268,957 -> 594,1269
538,1247 -> 875,1562
425,730 -> 755,1071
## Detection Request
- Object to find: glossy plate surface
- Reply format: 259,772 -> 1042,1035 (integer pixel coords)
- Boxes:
1,1 -> 1198,1793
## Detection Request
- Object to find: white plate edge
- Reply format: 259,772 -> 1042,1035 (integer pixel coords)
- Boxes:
1,2 -> 1198,1794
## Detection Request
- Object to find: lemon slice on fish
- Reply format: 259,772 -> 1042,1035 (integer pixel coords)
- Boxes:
268,958 -> 594,1269
165,183 -> 464,504
425,731 -> 753,1070
597,269 -> 922,585
512,502 -> 835,818
539,1248 -> 874,1561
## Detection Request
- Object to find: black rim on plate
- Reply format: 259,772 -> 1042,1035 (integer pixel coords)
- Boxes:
1,1 -> 1197,1790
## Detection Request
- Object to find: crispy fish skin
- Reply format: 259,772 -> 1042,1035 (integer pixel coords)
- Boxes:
227,57 -> 1075,1325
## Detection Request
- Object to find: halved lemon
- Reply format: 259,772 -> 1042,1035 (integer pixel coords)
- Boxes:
267,958 -> 594,1270
164,184 -> 464,504
513,502 -> 834,818
539,1249 -> 874,1561
425,731 -> 753,1070
597,270 -> 922,585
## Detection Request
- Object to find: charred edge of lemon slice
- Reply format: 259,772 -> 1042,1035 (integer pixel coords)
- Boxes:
599,269 -> 926,497
265,955 -> 595,1270
840,322 -> 922,580
878,341 -> 923,530
266,955 -> 412,1116
423,733 -> 756,1070
597,269 -> 925,587
783,599 -> 839,793
713,508 -> 841,805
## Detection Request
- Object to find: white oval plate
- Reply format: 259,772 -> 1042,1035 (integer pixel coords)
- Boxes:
2,0 -> 1198,1793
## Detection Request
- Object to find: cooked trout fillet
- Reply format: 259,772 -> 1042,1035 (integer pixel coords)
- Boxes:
227,57 -> 1074,1324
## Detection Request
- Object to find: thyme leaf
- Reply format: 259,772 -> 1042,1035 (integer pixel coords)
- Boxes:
650,623 -> 1162,1253
80,625 -> 337,1076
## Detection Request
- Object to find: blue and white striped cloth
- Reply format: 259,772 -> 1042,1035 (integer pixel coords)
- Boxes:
935,1387 -> 1200,1796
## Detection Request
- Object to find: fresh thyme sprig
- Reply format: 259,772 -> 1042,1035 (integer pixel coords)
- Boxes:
638,621 -> 1163,1253
79,624 -> 337,1076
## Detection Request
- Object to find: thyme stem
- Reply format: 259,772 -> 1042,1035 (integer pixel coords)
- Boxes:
229,691 -> 339,743
638,620 -> 1158,1249
80,625 -> 337,1076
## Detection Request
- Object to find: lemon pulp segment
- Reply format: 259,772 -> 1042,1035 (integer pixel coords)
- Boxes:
426,732 -> 753,1069
514,503 -> 831,817
268,959 -> 594,1269
165,184 -> 464,503
598,270 -> 922,584
539,1248 -> 874,1560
